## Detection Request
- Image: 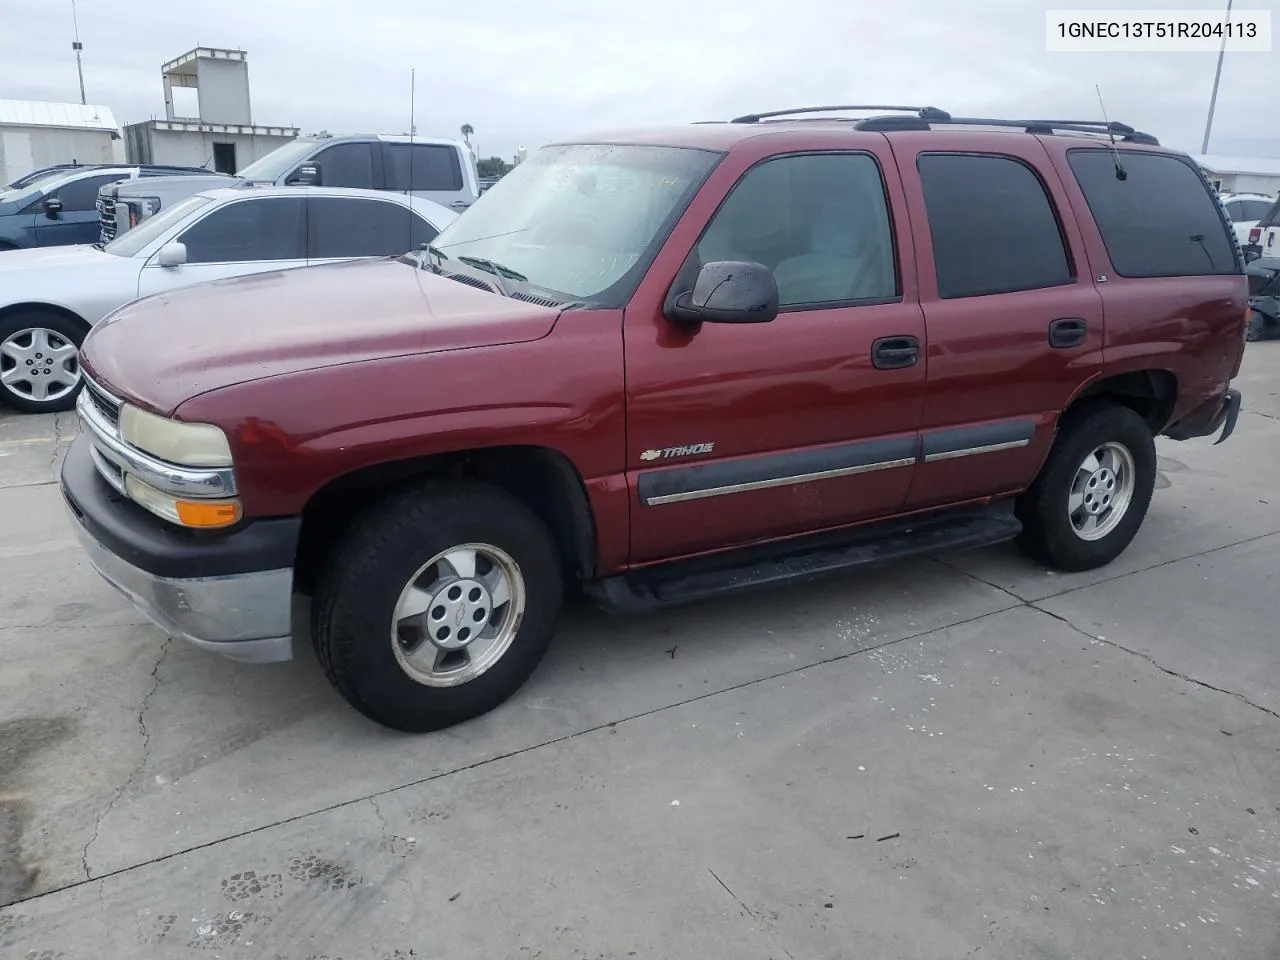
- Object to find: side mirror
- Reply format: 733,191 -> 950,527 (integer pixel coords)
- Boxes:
157,242 -> 187,267
289,162 -> 321,186
667,260 -> 779,324
43,197 -> 63,220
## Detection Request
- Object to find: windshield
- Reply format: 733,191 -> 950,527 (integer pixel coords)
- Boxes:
103,194 -> 214,257
429,143 -> 722,306
0,171 -> 67,207
236,139 -> 320,182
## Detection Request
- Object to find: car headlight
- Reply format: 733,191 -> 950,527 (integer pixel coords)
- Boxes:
118,403 -> 233,467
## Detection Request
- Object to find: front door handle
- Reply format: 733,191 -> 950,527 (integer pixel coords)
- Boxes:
871,335 -> 920,370
1049,318 -> 1088,348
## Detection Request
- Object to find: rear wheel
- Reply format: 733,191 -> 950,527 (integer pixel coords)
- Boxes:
312,481 -> 563,732
1015,403 -> 1156,572
0,311 -> 87,413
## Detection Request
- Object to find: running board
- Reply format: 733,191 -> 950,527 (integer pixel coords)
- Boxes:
587,503 -> 1022,614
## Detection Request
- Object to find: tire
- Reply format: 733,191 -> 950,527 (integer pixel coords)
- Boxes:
1245,309 -> 1268,342
312,480 -> 564,732
0,311 -> 88,413
1014,403 -> 1156,572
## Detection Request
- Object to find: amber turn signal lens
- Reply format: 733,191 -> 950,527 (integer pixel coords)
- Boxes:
175,499 -> 242,528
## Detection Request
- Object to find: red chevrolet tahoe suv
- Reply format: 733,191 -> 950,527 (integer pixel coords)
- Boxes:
61,105 -> 1248,732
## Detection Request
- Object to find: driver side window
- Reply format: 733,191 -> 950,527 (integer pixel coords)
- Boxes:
695,153 -> 898,308
177,197 -> 306,264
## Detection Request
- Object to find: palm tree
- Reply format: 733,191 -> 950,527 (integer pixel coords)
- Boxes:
461,123 -> 474,149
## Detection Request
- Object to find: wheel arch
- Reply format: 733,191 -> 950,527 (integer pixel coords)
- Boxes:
294,444 -> 599,596
0,301 -> 93,334
1063,369 -> 1179,435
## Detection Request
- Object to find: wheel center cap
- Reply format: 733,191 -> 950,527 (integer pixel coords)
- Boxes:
1083,467 -> 1117,514
424,578 -> 492,650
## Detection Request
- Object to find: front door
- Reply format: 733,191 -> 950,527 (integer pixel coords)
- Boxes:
33,173 -> 124,247
894,136 -> 1107,510
624,147 -> 928,564
136,195 -> 308,298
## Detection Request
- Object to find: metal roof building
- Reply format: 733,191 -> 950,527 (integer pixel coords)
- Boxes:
0,99 -> 124,184
1189,153 -> 1280,197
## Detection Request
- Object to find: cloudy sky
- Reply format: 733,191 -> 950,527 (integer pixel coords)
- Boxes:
2,0 -> 1276,162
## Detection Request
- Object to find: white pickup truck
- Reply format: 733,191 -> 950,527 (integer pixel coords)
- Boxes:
98,134 -> 480,244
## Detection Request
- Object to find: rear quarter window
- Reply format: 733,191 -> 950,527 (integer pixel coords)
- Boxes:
1067,150 -> 1239,277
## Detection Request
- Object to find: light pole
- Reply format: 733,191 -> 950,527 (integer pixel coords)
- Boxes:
70,0 -> 86,104
1200,0 -> 1234,154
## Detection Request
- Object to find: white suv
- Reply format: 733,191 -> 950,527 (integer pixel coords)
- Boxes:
1220,192 -> 1276,248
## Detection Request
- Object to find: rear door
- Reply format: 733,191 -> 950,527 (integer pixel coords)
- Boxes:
136,195 -> 308,298
382,142 -> 472,212
624,144 -> 928,563
893,134 -> 1106,511
306,195 -> 441,265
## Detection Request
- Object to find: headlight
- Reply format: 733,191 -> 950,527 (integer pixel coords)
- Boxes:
119,403 -> 233,467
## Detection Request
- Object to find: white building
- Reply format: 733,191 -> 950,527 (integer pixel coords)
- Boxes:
0,99 -> 124,184
123,47 -> 298,174
1190,154 -> 1280,197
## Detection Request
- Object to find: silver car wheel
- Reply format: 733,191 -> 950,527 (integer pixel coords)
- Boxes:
390,543 -> 526,688
0,326 -> 81,404
1067,441 -> 1136,541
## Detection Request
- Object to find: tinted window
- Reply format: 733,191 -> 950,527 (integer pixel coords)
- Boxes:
1238,199 -> 1272,222
311,143 -> 375,189
696,153 -> 896,307
918,154 -> 1072,299
308,196 -> 438,258
52,174 -> 124,211
178,197 -> 306,263
384,144 -> 463,192
1067,150 -> 1238,277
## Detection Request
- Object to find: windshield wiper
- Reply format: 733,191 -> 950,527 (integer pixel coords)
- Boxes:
456,256 -> 527,297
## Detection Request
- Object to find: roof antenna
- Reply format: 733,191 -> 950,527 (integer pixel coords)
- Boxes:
408,67 -> 417,255
1095,84 -> 1127,181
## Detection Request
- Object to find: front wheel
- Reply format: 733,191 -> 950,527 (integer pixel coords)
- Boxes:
1246,309 -> 1270,342
312,481 -> 563,732
0,311 -> 87,413
1015,403 -> 1156,572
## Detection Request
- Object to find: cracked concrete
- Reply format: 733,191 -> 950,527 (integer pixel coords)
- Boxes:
0,344 -> 1277,958
81,637 -> 173,880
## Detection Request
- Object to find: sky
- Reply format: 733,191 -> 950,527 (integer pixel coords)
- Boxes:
1,0 -> 1276,162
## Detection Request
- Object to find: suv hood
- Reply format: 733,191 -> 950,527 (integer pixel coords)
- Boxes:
107,173 -> 237,196
81,258 -> 562,415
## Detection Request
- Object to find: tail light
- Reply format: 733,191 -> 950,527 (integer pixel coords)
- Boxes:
1248,227 -> 1262,244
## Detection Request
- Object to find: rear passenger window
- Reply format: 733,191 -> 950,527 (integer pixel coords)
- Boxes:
1067,150 -> 1238,277
695,153 -> 897,307
917,154 -> 1072,299
384,144 -> 463,192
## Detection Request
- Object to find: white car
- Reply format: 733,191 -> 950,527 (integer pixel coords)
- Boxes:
1219,192 -> 1276,247
0,185 -> 456,413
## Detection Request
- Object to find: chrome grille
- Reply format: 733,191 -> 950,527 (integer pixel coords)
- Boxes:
97,197 -> 117,244
83,378 -> 121,429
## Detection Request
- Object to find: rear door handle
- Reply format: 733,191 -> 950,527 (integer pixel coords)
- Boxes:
872,335 -> 920,370
1049,317 -> 1088,349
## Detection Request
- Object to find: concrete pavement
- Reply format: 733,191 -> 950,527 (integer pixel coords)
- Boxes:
1,347 -> 1277,959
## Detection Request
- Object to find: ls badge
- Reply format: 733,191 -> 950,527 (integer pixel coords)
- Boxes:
640,442 -> 715,462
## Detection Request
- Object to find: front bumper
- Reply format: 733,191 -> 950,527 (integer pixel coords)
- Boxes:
60,435 -> 299,663
1164,388 -> 1242,445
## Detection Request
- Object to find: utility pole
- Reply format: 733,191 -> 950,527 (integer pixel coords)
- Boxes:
70,0 -> 86,104
1200,0 -> 1233,154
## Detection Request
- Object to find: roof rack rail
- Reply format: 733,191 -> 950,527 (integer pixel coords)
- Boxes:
731,105 -> 951,124
851,113 -> 1159,145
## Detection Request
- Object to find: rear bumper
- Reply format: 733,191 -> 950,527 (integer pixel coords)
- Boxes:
60,435 -> 298,662
1164,388 -> 1242,445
